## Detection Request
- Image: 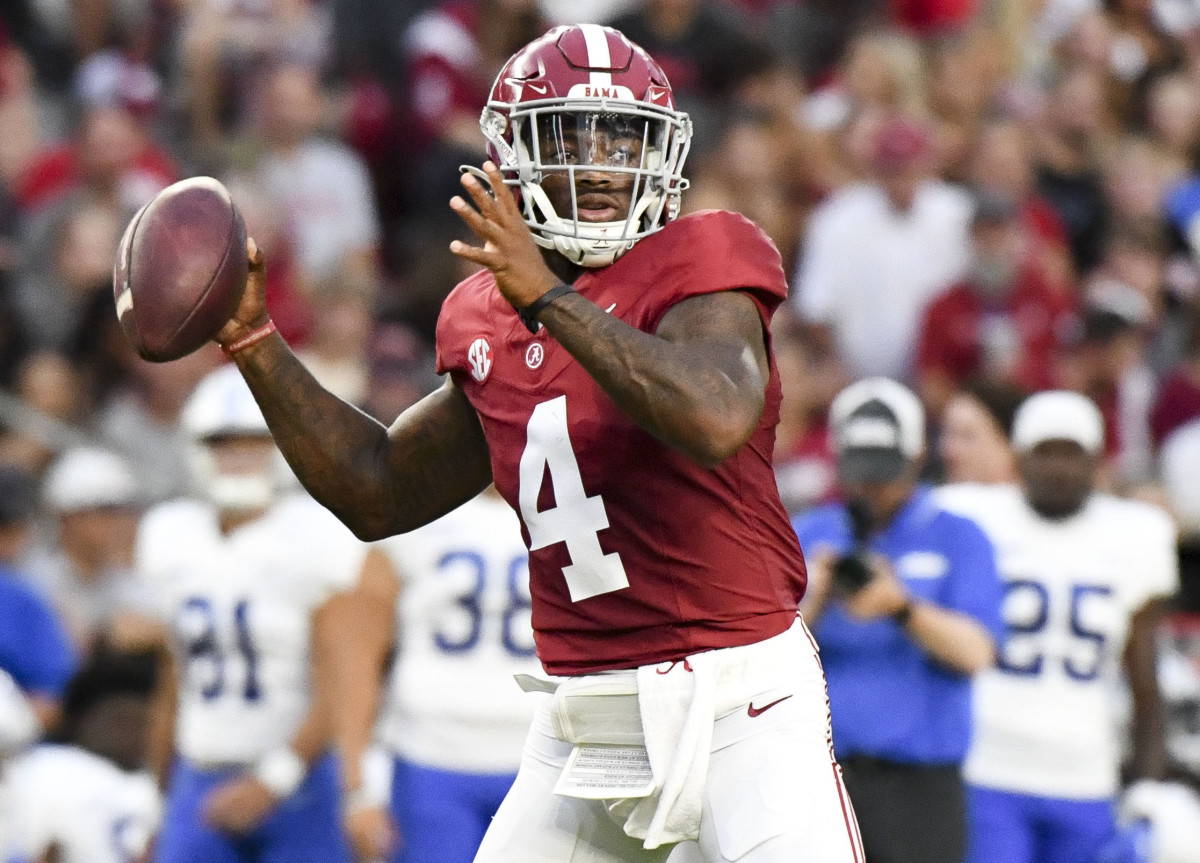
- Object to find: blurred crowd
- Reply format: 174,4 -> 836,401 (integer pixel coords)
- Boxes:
0,0 -> 1197,856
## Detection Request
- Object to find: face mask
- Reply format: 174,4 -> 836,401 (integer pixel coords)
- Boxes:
206,474 -> 274,514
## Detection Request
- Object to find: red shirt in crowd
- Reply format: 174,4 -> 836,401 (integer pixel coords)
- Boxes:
891,0 -> 978,33
1149,367 -> 1200,447
917,264 -> 1076,393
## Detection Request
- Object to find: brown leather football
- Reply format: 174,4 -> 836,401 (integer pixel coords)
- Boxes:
113,177 -> 248,362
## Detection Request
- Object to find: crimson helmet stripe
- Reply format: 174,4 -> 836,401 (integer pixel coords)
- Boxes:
578,23 -> 613,90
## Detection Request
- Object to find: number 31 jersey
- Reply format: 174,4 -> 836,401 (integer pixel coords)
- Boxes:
937,483 -> 1178,799
436,210 -> 807,675
136,494 -> 365,765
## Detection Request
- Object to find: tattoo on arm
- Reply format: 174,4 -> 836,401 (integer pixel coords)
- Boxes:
537,290 -> 770,467
233,336 -> 492,539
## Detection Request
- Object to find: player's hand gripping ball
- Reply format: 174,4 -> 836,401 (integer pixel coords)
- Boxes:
112,177 -> 248,362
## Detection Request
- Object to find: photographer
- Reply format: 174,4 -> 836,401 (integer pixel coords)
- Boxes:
792,378 -> 1005,863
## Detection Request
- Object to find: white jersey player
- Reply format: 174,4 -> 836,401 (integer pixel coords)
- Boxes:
3,744 -> 160,863
335,488 -> 543,863
0,650 -> 162,863
139,365 -> 364,863
937,391 -> 1179,863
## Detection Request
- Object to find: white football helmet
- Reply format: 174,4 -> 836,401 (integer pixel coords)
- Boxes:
479,23 -> 692,268
181,365 -> 277,513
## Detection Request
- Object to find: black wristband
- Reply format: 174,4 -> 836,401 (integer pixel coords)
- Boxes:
518,283 -> 574,333
891,600 -> 915,627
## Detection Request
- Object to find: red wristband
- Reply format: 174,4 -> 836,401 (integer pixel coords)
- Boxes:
223,320 -> 277,356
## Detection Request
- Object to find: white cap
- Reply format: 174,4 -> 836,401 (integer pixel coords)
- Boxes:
1011,390 -> 1105,454
43,447 -> 139,513
1161,418 -> 1200,534
181,364 -> 269,441
829,377 -> 925,482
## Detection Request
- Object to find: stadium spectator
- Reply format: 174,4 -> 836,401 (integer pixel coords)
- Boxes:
295,279 -> 375,405
399,0 -> 547,214
0,350 -> 90,475
1148,310 -> 1200,446
139,366 -> 365,863
793,378 -> 1004,863
359,321 -> 440,424
94,344 -> 222,505
915,189 -> 1076,415
15,198 -> 124,351
24,447 -> 160,654
936,378 -> 1024,485
333,488 -> 541,863
772,317 -> 840,515
175,0 -> 332,158
967,120 -> 1074,292
14,104 -> 174,216
610,0 -> 775,153
0,463 -> 78,749
248,62 -> 382,294
794,112 -> 973,380
1,649 -> 161,863
938,391 -> 1178,863
1060,278 -> 1158,483
1033,65 -> 1113,274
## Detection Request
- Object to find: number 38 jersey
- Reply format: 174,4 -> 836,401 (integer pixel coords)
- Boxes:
937,483 -> 1178,799
136,494 -> 365,765
436,210 -> 807,675
375,492 -> 542,773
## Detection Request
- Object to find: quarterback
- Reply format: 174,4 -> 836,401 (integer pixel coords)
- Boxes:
213,23 -> 861,863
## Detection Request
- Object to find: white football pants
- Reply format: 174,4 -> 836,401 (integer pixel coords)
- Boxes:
473,619 -> 863,863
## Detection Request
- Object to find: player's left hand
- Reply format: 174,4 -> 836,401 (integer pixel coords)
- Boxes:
449,161 -> 561,309
841,555 -> 910,621
203,775 -> 277,835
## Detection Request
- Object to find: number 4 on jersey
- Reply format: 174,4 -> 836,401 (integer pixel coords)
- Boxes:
519,396 -> 628,601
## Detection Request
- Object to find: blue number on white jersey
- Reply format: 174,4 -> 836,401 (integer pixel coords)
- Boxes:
177,597 -> 263,701
433,551 -> 535,658
996,578 -> 1111,681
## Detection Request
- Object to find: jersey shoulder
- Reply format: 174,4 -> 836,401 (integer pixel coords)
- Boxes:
377,492 -> 522,574
934,482 -> 1025,523
136,499 -> 216,576
259,493 -> 367,591
647,209 -> 788,304
1087,493 -> 1177,543
435,268 -> 504,376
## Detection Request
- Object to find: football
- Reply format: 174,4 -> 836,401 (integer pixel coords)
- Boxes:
113,176 -> 248,362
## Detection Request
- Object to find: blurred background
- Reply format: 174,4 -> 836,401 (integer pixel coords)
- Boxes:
0,0 -> 1198,854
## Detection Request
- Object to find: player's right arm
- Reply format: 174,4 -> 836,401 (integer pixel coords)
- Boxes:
215,242 -> 493,541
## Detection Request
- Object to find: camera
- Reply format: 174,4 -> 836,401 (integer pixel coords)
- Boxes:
831,500 -> 876,596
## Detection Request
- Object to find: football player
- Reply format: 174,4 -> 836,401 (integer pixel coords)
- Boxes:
1,651 -> 161,863
138,365 -> 365,863
334,487 -> 543,863
211,23 -> 862,863
937,391 -> 1179,863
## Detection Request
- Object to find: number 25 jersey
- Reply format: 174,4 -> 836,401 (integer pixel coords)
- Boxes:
937,483 -> 1178,799
436,210 -> 808,676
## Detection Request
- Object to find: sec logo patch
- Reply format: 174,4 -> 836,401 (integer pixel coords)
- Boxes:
526,342 -> 544,369
468,338 -> 492,382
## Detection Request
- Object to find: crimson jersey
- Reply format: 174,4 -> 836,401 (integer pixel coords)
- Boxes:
436,210 -> 807,674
